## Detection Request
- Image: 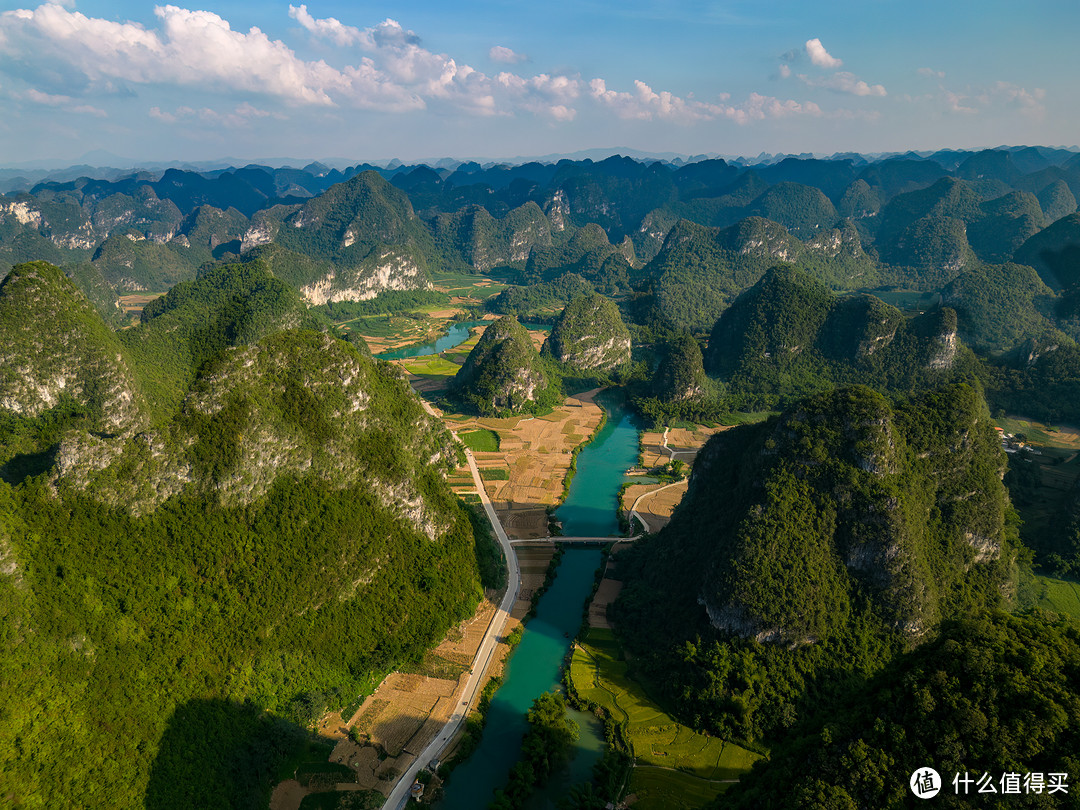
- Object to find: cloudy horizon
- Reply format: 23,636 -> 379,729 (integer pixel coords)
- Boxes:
0,0 -> 1072,165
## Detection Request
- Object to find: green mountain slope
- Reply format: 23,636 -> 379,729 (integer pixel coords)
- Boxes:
452,316 -> 559,415
0,271 -> 486,809
121,261 -> 323,422
616,384 -> 1014,743
648,217 -> 876,332
543,294 -> 632,372
0,262 -> 144,438
722,611 -> 1080,809
703,266 -> 973,407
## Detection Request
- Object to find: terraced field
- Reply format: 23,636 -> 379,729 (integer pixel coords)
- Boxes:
570,627 -> 762,809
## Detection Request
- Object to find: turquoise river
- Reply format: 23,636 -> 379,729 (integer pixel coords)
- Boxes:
376,321 -> 550,360
438,394 -> 641,809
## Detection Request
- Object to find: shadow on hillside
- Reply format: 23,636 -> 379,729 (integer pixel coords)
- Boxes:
144,697 -> 329,810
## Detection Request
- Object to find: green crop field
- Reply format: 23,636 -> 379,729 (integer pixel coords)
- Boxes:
479,468 -> 509,481
994,416 -> 1080,450
629,765 -> 731,810
460,429 -> 500,452
571,627 -> 761,801
430,270 -> 507,299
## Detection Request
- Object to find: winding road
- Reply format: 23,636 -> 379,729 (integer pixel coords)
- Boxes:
382,446 -> 520,810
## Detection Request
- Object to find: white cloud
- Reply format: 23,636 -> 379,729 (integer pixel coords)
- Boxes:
490,45 -> 527,64
150,102 -> 283,128
778,64 -> 791,79
588,79 -> 823,125
943,90 -> 977,114
495,72 -> 580,120
0,4 -> 591,121
799,71 -> 886,97
993,81 -> 1046,116
0,4 -> 883,131
910,80 -> 1046,118
918,67 -> 945,79
23,87 -> 106,116
805,38 -> 842,69
288,4 -> 363,47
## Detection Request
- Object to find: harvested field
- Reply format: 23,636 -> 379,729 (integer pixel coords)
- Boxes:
269,779 -> 309,810
498,507 -> 549,539
118,292 -> 164,316
589,577 -> 623,629
665,425 -> 724,458
444,391 -> 605,537
512,545 -> 556,619
640,425 -> 725,468
639,431 -> 669,469
623,480 -> 690,533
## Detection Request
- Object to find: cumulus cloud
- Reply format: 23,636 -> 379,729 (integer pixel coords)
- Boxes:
0,4 -> 436,110
288,4 -> 363,47
0,4 -> 591,121
778,64 -> 791,79
805,38 -> 842,69
0,4 -> 877,130
589,78 -> 823,125
798,71 -> 886,97
490,45 -> 527,64
497,72 -> 581,119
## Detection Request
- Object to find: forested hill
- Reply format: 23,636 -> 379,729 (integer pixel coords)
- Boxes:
0,261 -> 491,808
721,611 -> 1080,809
3,146 -> 1080,321
616,384 -> 1015,742
452,315 -> 561,415
703,265 -> 979,408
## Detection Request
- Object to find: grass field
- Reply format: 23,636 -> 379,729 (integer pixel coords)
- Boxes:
1027,573 -> 1080,619
479,468 -> 509,481
460,429 -> 500,452
396,355 -> 461,377
571,627 -> 761,806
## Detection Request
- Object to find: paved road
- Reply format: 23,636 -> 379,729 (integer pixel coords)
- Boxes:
382,446 -> 520,810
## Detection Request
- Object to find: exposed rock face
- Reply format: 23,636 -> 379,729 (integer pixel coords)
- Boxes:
452,316 -> 551,415
297,249 -> 431,305
543,294 -> 631,372
53,331 -> 458,533
654,385 -> 1010,648
0,262 -> 144,435
913,307 -> 960,370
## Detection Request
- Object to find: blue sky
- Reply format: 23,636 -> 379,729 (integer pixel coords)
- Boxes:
0,0 -> 1075,165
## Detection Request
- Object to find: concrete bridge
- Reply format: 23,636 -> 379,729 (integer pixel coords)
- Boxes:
508,536 -> 638,546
